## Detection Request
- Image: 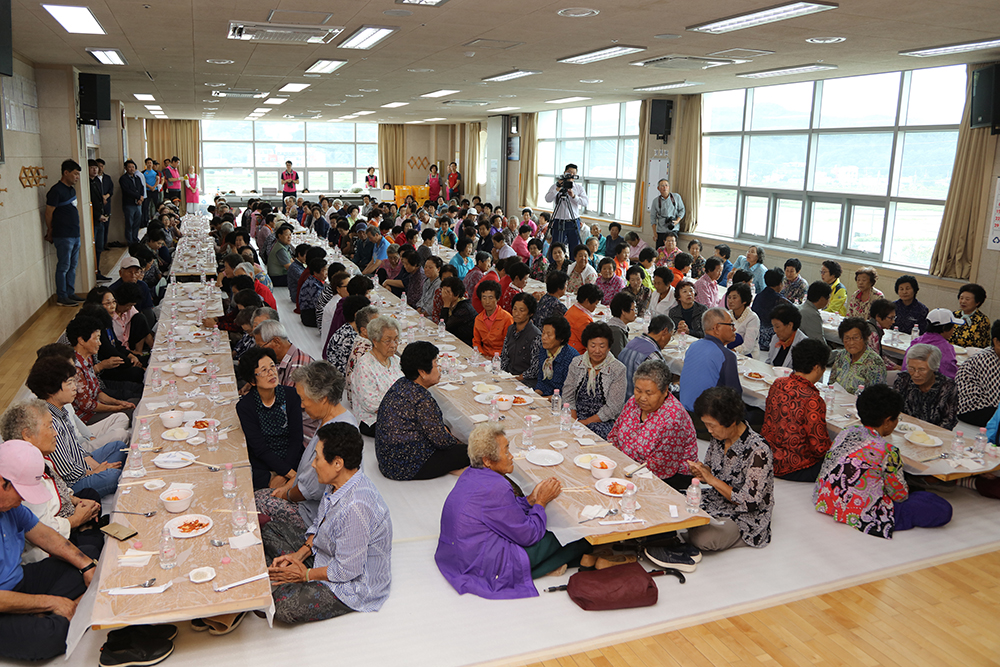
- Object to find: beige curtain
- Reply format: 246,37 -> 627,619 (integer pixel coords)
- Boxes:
673,94 -> 702,233
145,119 -> 200,214
518,113 -> 538,208
631,99 -> 651,228
463,122 -> 482,199
377,124 -> 406,188
929,63 -> 999,279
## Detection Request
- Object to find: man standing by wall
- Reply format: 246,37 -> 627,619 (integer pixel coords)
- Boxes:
95,159 -> 114,250
119,159 -> 145,248
87,160 -> 108,282
141,157 -> 159,226
281,160 -> 299,201
543,163 -> 589,255
44,160 -> 83,307
447,161 -> 462,201
650,179 -> 685,249
163,156 -> 183,210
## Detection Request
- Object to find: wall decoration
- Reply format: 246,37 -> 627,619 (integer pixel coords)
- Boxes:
407,156 -> 430,171
18,165 -> 47,188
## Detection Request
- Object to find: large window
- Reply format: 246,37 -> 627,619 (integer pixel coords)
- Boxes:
699,64 -> 965,270
200,121 -> 378,195
536,101 -> 641,224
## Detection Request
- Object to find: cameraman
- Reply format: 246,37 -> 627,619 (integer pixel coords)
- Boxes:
543,163 -> 589,254
651,179 -> 685,248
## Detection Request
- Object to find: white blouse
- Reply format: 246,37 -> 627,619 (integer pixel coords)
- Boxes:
349,352 -> 403,425
729,307 -> 761,359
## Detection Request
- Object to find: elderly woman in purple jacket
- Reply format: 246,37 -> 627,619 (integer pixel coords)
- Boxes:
435,424 -> 590,599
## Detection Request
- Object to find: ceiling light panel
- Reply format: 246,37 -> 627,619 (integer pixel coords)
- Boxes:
381,102 -> 409,108
144,105 -> 161,110
736,63 -> 838,78
279,83 -> 311,92
899,37 -> 1000,57
134,94 -> 155,101
396,0 -> 451,5
253,107 -> 272,113
353,110 -> 376,115
264,98 -> 287,105
305,59 -> 348,74
482,70 -> 540,82
545,96 -> 591,104
42,5 -> 105,34
421,89 -> 460,98
339,25 -> 399,50
558,45 -> 646,64
633,80 -> 703,91
688,1 -> 837,34
488,106 -> 520,112
86,48 -> 127,65
424,117 -> 446,121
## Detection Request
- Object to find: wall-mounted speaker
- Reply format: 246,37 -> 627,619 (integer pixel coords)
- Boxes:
970,65 -> 999,135
650,99 -> 673,140
79,72 -> 112,123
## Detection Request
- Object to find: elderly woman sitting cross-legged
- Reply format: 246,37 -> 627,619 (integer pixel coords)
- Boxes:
349,315 -> 403,436
893,344 -> 958,430
266,422 -> 392,624
561,322 -> 627,439
435,423 -> 591,599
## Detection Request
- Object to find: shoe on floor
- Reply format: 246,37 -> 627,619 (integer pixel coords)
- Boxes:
70,294 -> 86,302
107,624 -> 178,643
57,298 -> 79,307
190,618 -> 210,632
644,546 -> 698,573
97,273 -> 111,281
207,610 -> 248,636
580,547 -> 613,568
99,637 -> 173,667
596,553 -> 638,570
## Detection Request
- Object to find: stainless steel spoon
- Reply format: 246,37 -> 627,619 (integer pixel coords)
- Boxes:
579,508 -> 619,524
114,510 -> 157,517
102,578 -> 156,593
210,539 -> 227,547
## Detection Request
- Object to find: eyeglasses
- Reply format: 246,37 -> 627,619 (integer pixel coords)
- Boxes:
255,365 -> 278,377
717,322 -> 736,328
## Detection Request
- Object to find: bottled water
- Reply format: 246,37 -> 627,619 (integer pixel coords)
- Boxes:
551,389 -> 561,416
167,336 -> 178,362
620,483 -> 637,521
491,352 -> 501,376
489,395 -> 500,423
122,442 -> 146,478
438,319 -> 446,337
911,324 -> 919,339
222,463 -> 237,498
951,430 -> 965,458
232,497 -> 249,535
137,418 -> 152,448
686,478 -> 702,514
209,373 -> 221,399
159,526 -> 177,569
824,385 -> 835,417
211,327 -> 221,354
206,423 -> 220,452
560,402 -> 572,432
974,428 -> 989,457
522,415 -> 536,450
891,326 -> 900,346
166,381 -> 178,406
151,368 -> 163,392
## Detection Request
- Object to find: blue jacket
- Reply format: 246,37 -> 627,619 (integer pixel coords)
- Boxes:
679,335 -> 742,412
533,345 -> 579,397
618,334 -> 663,397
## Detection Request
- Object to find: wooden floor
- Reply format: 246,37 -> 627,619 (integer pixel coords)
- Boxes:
3,257 -> 999,666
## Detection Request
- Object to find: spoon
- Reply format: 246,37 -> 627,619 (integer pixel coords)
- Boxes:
625,462 -> 648,478
210,539 -> 227,547
579,508 -> 619,524
102,578 -> 156,593
114,510 -> 157,517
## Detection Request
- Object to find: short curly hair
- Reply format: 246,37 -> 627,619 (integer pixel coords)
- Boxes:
237,347 -> 278,385
693,386 -> 745,428
855,266 -> 878,286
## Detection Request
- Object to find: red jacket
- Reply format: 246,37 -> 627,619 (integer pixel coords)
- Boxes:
255,280 -> 277,309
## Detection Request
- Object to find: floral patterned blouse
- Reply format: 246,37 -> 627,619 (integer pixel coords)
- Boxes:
595,274 -> 625,306
344,337 -> 373,408
72,352 -> 101,423
349,352 -> 403,425
828,347 -> 887,394
951,309 -> 991,349
325,323 -> 358,375
893,371 -> 958,430
655,246 -> 680,268
374,378 -> 462,481
689,255 -> 705,279
623,284 -> 652,317
813,425 -> 908,538
608,394 -> 697,479
700,425 -> 774,548
780,275 -> 809,305
846,287 -> 885,320
529,255 -> 549,283
761,374 -> 833,477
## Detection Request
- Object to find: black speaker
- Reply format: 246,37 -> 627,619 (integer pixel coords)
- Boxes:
79,72 -> 111,122
971,65 -> 1000,134
0,0 -> 12,78
650,99 -> 673,139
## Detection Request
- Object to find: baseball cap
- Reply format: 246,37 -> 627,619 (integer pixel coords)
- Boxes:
121,256 -> 141,269
927,308 -> 963,326
0,440 -> 51,505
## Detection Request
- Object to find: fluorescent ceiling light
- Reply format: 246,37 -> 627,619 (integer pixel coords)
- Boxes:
253,107 -> 272,113
405,120 -> 424,124
557,45 -> 645,65
85,48 -> 126,65
353,110 -> 376,115
420,89 -> 460,98
339,25 -> 398,50
737,63 -> 837,78
899,37 -> 1000,57
42,5 -> 105,34
279,83 -> 311,93
305,59 -> 348,74
633,80 -> 703,92
545,96 -> 591,104
424,117 -> 446,121
134,94 -> 155,101
381,102 -> 409,108
264,98 -> 287,105
396,0 -> 451,5
482,70 -> 540,83
144,105 -> 161,110
488,106 -> 520,112
688,1 -> 837,34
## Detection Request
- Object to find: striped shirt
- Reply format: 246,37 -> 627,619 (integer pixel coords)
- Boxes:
306,472 -> 392,612
46,403 -> 89,485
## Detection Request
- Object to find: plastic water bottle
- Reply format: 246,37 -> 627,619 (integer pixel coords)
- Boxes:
232,497 -> 249,535
167,335 -> 178,362
491,352 -> 501,376
951,430 -> 965,458
159,526 -> 177,569
209,373 -> 221,400
438,319 -> 446,337
151,367 -> 163,392
620,483 -> 637,521
200,272 -> 206,285
123,442 -> 146,478
974,428 -> 989,457
911,324 -> 919,339
560,402 -> 572,432
686,478 -> 702,514
551,389 -> 562,416
824,385 -> 835,417
489,395 -> 500,423
856,384 -> 865,397
522,415 -> 536,450
137,418 -> 152,448
166,380 -> 178,406
891,326 -> 900,346
222,463 -> 237,498
211,327 -> 221,354
206,423 -> 220,452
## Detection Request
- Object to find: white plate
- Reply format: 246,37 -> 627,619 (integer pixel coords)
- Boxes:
186,436 -> 206,446
162,427 -> 199,442
193,366 -> 209,375
595,477 -> 631,498
473,383 -> 502,394
153,451 -> 196,469
165,514 -> 213,539
143,480 -> 166,491
905,432 -> 943,447
895,422 -> 923,434
182,411 -> 206,422
183,357 -> 207,365
189,566 -> 216,583
437,344 -> 457,352
473,393 -> 497,405
526,449 -> 564,467
185,418 -> 220,431
508,394 -> 533,407
574,453 -> 599,469
742,370 -> 769,383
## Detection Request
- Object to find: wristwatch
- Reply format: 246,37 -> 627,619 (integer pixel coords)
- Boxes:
79,559 -> 98,575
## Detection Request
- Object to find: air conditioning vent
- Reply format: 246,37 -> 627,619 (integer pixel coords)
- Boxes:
463,39 -> 523,49
283,113 -> 322,119
708,48 -> 774,59
442,99 -> 490,107
632,55 -> 742,70
212,89 -> 269,99
228,21 -> 344,44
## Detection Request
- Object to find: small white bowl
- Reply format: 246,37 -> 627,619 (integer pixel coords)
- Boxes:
590,457 -> 617,480
159,488 -> 194,513
172,362 -> 193,377
189,566 -> 216,584
494,394 -> 514,412
178,401 -> 197,410
143,479 -> 166,491
160,410 -> 185,428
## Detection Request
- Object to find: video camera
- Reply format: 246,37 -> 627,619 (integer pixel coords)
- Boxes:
556,172 -> 578,194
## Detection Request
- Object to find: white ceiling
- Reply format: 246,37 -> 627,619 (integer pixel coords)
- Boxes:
11,0 -> 1000,123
